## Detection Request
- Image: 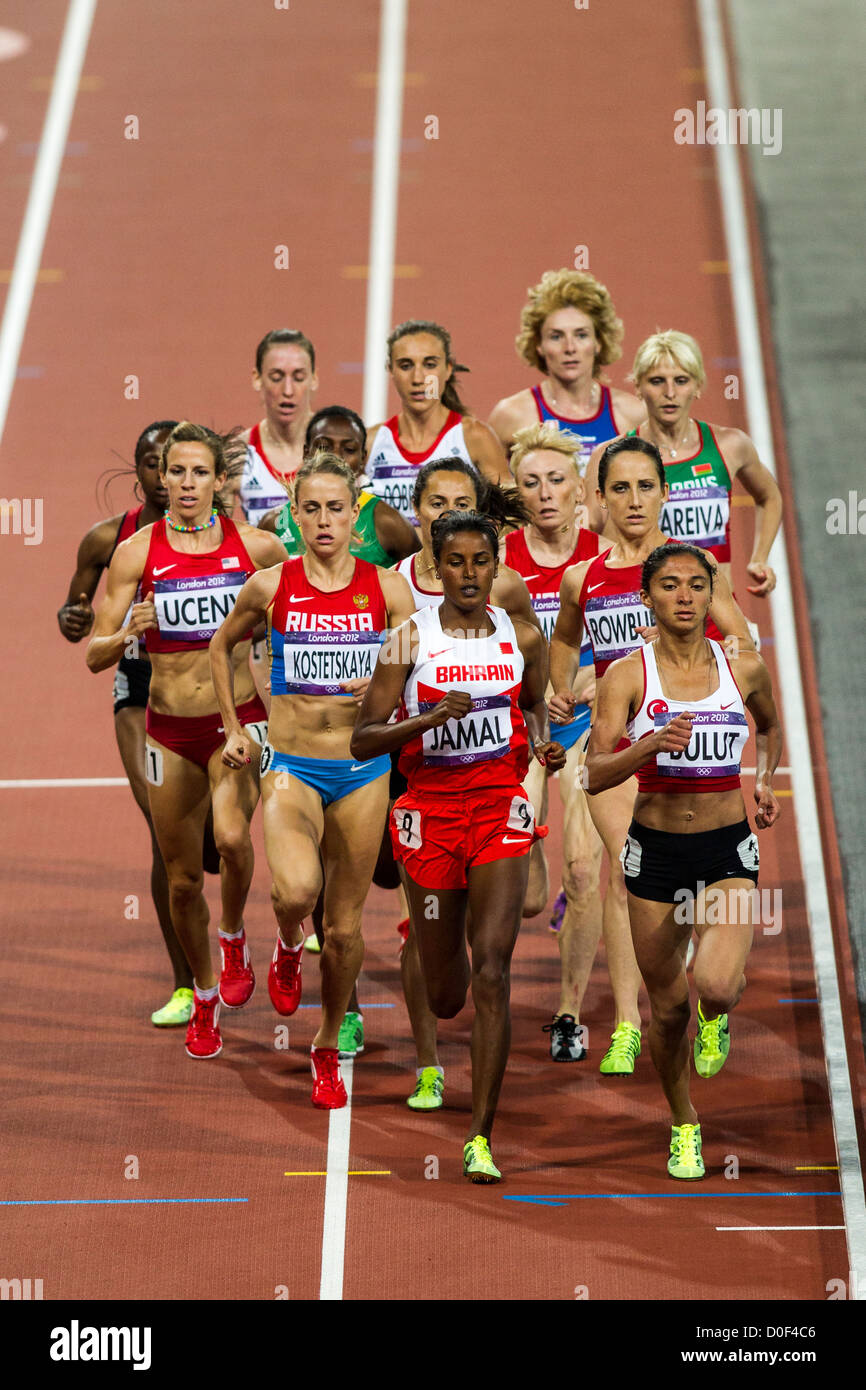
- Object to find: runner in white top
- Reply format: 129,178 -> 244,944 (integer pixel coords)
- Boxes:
366,318 -> 511,525
239,328 -> 318,525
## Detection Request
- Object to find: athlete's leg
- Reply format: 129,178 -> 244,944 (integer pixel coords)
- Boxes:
464,854 -> 530,1140
586,778 -> 643,1028
261,771 -> 325,947
146,741 -> 212,986
115,707 -> 191,990
521,756 -> 549,918
315,773 -> 390,1049
398,865 -> 441,1069
556,743 -> 603,1020
207,736 -> 261,933
401,876 -> 471,1018
692,880 -> 754,1019
628,892 -> 695,1125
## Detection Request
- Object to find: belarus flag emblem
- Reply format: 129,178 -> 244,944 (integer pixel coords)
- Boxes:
691,462 -> 713,477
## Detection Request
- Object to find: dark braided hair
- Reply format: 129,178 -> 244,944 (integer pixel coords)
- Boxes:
641,542 -> 716,593
412,457 -> 529,531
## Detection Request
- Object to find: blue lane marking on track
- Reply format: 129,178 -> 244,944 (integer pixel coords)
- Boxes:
504,1190 -> 839,1208
778,998 -> 819,1003
0,1198 -> 248,1207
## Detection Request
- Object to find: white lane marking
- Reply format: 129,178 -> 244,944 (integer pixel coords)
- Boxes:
697,0 -> 866,1297
0,0 -> 98,445
0,778 -> 128,788
716,1226 -> 846,1233
319,1059 -> 354,1301
361,0 -> 408,427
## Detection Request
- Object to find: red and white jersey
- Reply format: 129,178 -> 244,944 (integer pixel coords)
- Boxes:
628,639 -> 748,793
578,549 -> 662,679
395,553 -> 443,610
399,603 -> 529,793
504,526 -> 599,645
140,516 -> 256,653
269,556 -> 388,697
366,411 -> 475,525
240,423 -> 293,525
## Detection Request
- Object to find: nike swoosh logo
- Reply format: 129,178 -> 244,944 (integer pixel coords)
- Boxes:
153,565 -> 175,576
720,701 -> 736,710
350,762 -> 373,772
429,648 -> 451,658
587,582 -> 605,593
502,835 -> 529,843
289,594 -> 314,602
522,574 -> 540,583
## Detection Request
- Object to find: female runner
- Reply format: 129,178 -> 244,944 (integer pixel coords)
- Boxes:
87,422 -> 287,1059
584,542 -> 781,1178
488,269 -> 644,466
210,454 -> 415,1108
239,328 -> 318,526
504,421 -> 609,1062
549,436 -> 753,1075
366,318 -> 511,525
583,330 -> 782,602
58,420 -> 195,1027
261,405 -> 418,566
391,457 -> 536,1110
351,511 -> 566,1182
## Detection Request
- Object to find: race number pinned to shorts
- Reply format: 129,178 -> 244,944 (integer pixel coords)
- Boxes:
145,743 -> 164,788
620,834 -> 642,878
394,807 -> 422,848
243,720 -> 268,748
260,741 -> 275,776
736,832 -> 759,873
506,796 -> 535,835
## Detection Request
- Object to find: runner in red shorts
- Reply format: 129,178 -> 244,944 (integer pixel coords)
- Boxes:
352,511 -> 565,1182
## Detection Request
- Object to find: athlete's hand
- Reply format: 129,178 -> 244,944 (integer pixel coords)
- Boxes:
534,739 -> 567,772
754,778 -> 779,828
654,711 -> 694,753
548,690 -> 577,724
424,690 -> 472,727
746,562 -> 776,597
635,624 -> 659,643
127,591 -> 158,638
58,592 -> 94,641
341,678 -> 371,706
577,676 -> 596,707
222,731 -> 253,770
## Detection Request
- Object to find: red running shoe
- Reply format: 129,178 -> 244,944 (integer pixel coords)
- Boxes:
185,993 -> 222,1059
311,1046 -> 347,1109
268,935 -> 303,1016
218,930 -> 255,1009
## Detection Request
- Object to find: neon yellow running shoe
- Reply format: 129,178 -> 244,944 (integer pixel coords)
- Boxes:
463,1135 -> 501,1184
668,1123 -> 705,1180
303,932 -> 321,954
694,1000 -> 730,1078
337,1011 -> 364,1058
599,1021 -> 641,1074
151,987 -> 194,1027
407,1067 -> 444,1111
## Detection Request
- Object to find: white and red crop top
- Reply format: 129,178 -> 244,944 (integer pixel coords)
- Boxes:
398,603 -> 529,793
366,412 -> 475,525
269,556 -> 388,697
240,423 -> 293,526
628,639 -> 749,794
140,516 -> 256,653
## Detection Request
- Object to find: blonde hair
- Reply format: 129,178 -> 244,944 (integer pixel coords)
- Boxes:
509,421 -> 582,481
515,269 -> 624,374
631,330 -> 706,390
293,451 -> 360,506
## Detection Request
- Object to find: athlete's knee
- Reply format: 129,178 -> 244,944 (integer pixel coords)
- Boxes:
427,979 -> 467,1019
271,875 -> 318,922
213,819 -> 251,864
648,991 -> 690,1038
321,917 -> 362,956
563,850 -> 601,905
167,866 -> 204,908
470,953 -> 510,1007
694,964 -> 743,1014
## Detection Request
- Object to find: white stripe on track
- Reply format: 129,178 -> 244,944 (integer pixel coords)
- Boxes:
361,0 -> 408,427
0,778 -> 127,788
0,0 -> 98,446
717,1226 -> 846,1233
318,1059 -> 354,1301
697,0 -> 866,1296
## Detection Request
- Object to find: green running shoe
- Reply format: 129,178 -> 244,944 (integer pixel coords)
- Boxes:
463,1135 -> 501,1184
694,1001 -> 730,1078
406,1066 -> 444,1111
151,987 -> 194,1028
337,1011 -> 365,1058
668,1123 -> 705,1180
303,932 -> 321,954
599,1021 -> 641,1074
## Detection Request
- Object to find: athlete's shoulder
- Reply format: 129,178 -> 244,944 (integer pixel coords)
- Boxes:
603,647 -> 645,688
705,422 -> 756,470
487,389 -> 536,431
727,644 -> 768,688
234,516 -> 285,561
608,389 -> 644,431
365,420 -> 389,454
82,512 -> 129,561
512,613 -> 543,655
561,554 -> 596,594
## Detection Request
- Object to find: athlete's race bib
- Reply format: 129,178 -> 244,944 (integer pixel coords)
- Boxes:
367,462 -> 418,525
279,631 -> 382,696
584,593 -> 654,664
653,708 -> 749,779
420,694 -> 512,767
660,484 -> 729,550
154,572 -> 248,643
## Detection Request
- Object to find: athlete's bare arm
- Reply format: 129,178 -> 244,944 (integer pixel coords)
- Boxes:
257,505 -> 283,535
514,620 -> 566,771
548,560 -> 591,720
733,649 -> 783,827
58,516 -> 122,641
491,565 -> 543,635
210,567 -> 282,746
583,654 -> 693,794
379,566 -> 416,632
232,522 -> 290,569
85,531 -> 155,672
373,500 -> 421,562
487,390 -> 538,454
609,390 -> 645,434
350,621 -> 460,761
462,416 -> 512,488
716,425 -> 782,597
702,556 -> 755,650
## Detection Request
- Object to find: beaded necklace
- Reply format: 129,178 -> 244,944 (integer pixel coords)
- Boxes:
165,508 -> 218,534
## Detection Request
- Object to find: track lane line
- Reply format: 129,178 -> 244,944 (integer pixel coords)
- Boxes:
0,0 -> 98,446
696,0 -> 866,1292
318,1059 -> 354,1301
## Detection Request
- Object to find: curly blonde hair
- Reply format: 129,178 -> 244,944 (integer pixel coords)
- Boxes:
515,269 -> 624,375
509,422 -> 583,481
